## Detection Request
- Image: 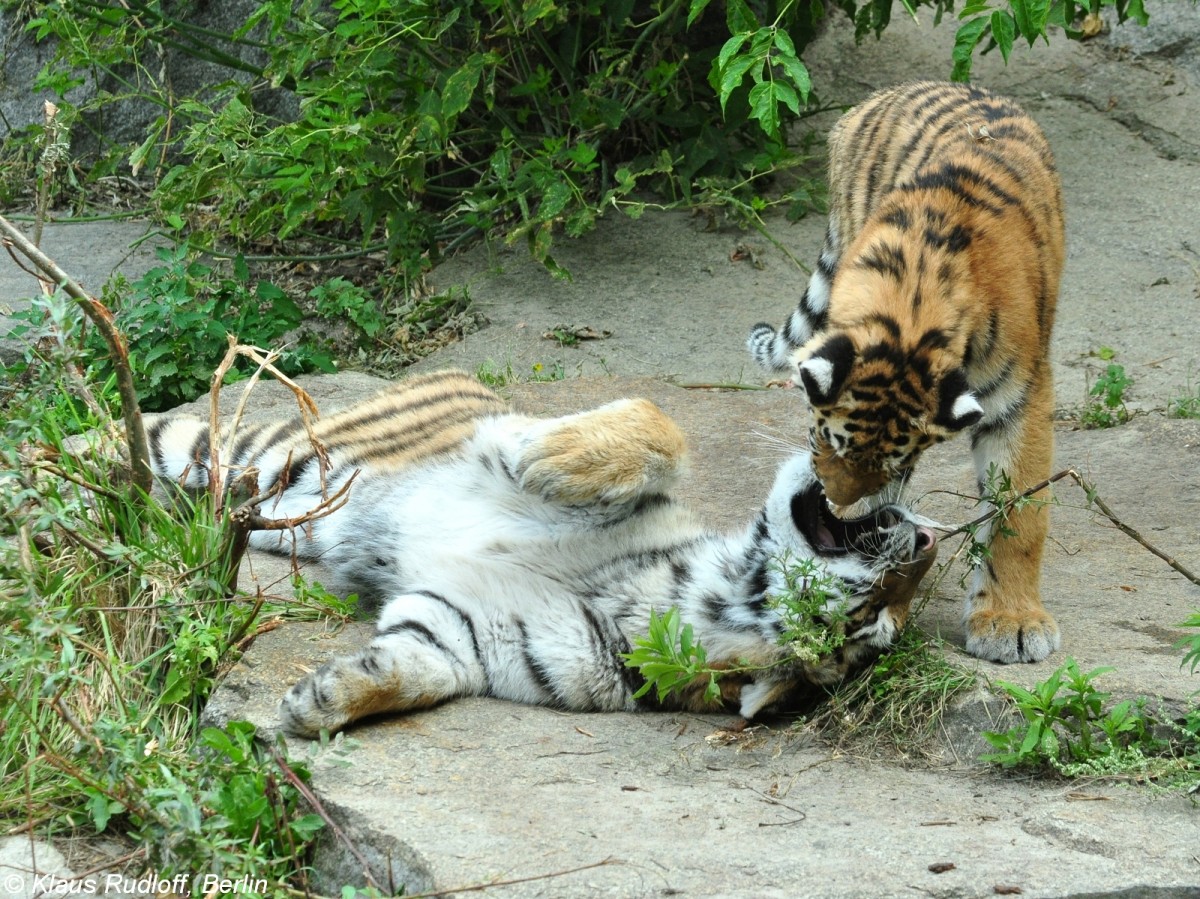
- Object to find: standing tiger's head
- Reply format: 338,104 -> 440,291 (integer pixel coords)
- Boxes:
794,331 -> 983,506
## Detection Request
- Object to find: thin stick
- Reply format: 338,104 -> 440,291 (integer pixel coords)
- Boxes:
1069,468 -> 1200,585
400,857 -> 622,899
940,467 -> 1200,587
0,214 -> 154,496
270,748 -> 384,893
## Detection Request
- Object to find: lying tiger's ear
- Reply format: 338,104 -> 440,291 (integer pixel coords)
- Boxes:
933,368 -> 983,431
797,334 -> 855,406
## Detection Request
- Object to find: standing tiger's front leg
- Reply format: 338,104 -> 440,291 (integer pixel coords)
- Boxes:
964,376 -> 1059,663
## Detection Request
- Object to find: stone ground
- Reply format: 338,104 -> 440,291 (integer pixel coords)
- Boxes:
2,8 -> 1200,899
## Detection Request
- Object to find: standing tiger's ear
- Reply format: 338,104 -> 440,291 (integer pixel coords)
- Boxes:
797,334 -> 855,406
933,368 -> 984,431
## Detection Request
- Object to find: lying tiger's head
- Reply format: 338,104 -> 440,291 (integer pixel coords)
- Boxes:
730,452 -> 939,716
793,331 -> 983,506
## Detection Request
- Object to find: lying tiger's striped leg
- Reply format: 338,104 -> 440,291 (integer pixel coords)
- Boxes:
515,399 -> 688,506
279,591 -> 486,738
964,376 -> 1059,664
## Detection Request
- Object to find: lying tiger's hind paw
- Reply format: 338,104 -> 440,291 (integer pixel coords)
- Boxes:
278,653 -> 408,738
964,607 -> 1060,664
518,399 -> 688,506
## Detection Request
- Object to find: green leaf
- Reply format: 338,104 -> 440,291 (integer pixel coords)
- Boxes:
779,56 -> 812,105
726,0 -> 758,33
773,81 -> 801,116
950,16 -> 990,82
772,28 -> 796,57
87,791 -> 122,832
718,56 -> 756,114
687,0 -> 716,27
990,11 -> 1016,63
1010,0 -> 1051,44
715,33 -> 749,77
748,81 -> 782,140
443,54 -> 485,121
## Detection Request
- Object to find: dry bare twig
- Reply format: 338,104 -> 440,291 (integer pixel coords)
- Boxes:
0,213 -> 154,495
940,467 -> 1199,587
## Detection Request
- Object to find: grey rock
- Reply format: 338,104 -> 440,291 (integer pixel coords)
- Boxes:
0,838 -> 74,899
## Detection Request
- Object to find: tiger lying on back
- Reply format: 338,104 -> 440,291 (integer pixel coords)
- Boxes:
748,81 -> 1064,664
146,370 -> 936,737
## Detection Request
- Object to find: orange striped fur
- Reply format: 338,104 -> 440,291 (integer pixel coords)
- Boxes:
749,81 -> 1064,664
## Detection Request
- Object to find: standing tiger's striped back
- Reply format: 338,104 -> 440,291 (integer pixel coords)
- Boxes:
748,81 -> 1064,665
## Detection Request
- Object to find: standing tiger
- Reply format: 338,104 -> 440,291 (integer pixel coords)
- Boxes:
747,81 -> 1063,664
144,370 -> 936,736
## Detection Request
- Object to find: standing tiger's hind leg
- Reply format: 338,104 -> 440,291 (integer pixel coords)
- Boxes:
964,376 -> 1060,664
279,592 -> 486,737
516,399 -> 688,506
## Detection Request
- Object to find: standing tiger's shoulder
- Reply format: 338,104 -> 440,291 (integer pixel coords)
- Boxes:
828,79 -> 1064,278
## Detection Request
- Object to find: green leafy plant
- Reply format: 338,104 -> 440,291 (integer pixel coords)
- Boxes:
622,554 -> 850,703
766,553 -> 851,662
982,657 -> 1198,784
625,607 -> 724,705
951,0 -> 1149,82
1166,378 -> 1200,420
1179,610 -> 1200,676
86,248 -> 334,410
1082,362 -> 1134,428
707,0 -> 813,140
20,0 -> 1151,292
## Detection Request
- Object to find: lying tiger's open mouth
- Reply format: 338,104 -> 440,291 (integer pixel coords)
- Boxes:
790,482 -> 936,557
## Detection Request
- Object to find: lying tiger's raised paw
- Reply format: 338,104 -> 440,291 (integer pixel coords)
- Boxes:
518,399 -> 688,506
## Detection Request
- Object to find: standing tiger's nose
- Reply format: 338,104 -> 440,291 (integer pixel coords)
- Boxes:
814,457 -> 890,507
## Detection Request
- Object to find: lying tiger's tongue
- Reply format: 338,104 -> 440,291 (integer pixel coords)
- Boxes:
817,523 -> 838,550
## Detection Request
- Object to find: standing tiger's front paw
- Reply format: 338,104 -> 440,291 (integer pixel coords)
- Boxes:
964,607 -> 1060,664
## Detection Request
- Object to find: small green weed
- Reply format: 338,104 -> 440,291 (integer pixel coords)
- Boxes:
1081,363 -> 1133,429
1179,610 -> 1200,676
956,463 -> 1050,585
309,277 -> 389,345
622,555 -> 851,705
766,554 -> 850,664
982,657 -> 1199,786
475,359 -> 566,388
1166,378 -> 1200,420
625,607 -> 724,706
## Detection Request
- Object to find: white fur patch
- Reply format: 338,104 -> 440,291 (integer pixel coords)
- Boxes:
799,356 -> 836,397
950,392 -> 984,423
807,267 -> 831,314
